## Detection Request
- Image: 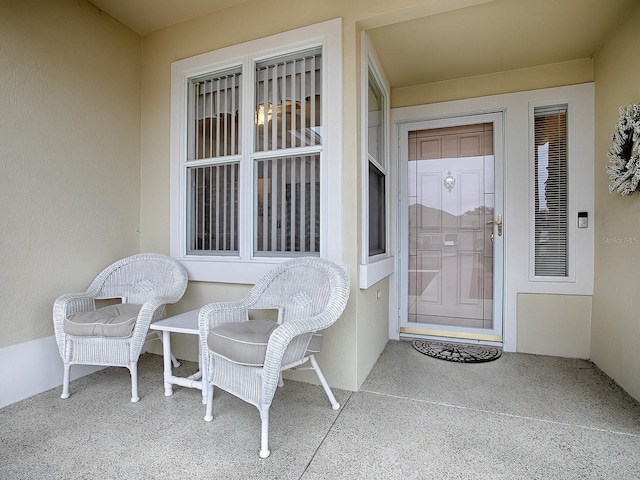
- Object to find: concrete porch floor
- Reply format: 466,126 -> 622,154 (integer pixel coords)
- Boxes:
1,340 -> 639,479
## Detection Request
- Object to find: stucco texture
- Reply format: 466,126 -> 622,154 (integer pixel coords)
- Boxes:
0,0 -> 141,348
592,1 -> 640,401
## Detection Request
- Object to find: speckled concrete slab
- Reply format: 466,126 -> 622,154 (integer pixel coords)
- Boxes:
0,354 -> 349,480
361,340 -> 640,435
302,389 -> 640,480
3,344 -> 640,480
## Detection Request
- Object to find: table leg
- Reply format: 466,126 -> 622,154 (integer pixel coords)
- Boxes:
162,330 -> 173,396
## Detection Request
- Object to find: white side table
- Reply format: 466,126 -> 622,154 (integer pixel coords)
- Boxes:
150,309 -> 206,403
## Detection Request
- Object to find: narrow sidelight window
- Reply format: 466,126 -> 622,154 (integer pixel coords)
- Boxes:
533,104 -> 568,277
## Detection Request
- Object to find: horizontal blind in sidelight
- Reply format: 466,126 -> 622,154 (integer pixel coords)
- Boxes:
534,104 -> 568,277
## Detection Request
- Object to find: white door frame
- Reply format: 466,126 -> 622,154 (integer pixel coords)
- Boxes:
395,111 -> 505,344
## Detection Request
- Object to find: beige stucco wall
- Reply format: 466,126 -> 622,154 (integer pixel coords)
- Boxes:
356,278 -> 391,386
517,294 -> 592,359
0,0 -> 141,349
591,1 -> 640,401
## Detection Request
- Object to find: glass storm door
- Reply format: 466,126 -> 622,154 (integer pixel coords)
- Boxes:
399,113 -> 504,343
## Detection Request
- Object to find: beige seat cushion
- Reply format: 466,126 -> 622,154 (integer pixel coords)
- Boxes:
64,304 -> 141,338
208,320 -> 324,366
208,320 -> 279,366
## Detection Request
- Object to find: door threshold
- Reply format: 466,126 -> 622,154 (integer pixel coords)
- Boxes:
400,327 -> 503,347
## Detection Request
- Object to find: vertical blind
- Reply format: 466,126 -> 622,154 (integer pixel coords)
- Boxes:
186,47 -> 324,257
254,155 -> 320,255
187,69 -> 241,254
254,48 -> 322,152
190,69 -> 241,161
188,163 -> 239,254
253,47 -> 323,256
534,104 -> 568,277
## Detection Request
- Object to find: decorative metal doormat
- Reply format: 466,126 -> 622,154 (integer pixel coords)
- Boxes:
412,339 -> 502,363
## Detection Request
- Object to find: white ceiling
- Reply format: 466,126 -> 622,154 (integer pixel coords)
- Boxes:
89,0 -> 638,89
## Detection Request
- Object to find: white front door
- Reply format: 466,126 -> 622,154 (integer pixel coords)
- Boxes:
398,112 -> 504,343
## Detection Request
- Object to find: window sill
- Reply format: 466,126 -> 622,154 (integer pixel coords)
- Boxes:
359,256 -> 395,289
179,255 -> 348,285
180,257 -> 289,284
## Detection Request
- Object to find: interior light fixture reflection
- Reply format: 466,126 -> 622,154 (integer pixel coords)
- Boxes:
256,100 -> 300,125
256,103 -> 272,125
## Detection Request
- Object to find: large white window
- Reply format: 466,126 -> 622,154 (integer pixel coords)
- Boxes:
171,19 -> 343,283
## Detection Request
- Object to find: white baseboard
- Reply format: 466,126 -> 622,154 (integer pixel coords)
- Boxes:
0,335 -> 105,409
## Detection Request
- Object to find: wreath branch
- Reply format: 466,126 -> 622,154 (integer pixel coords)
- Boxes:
607,104 -> 640,196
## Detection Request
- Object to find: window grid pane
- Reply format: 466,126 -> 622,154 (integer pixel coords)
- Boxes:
255,49 -> 322,152
189,69 -> 241,161
254,155 -> 320,256
367,68 -> 383,165
188,163 -> 239,254
369,162 -> 386,256
534,105 -> 568,277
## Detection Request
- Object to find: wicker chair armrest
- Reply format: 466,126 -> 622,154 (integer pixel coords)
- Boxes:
260,315 -> 329,406
131,298 -> 169,334
128,297 -> 175,359
52,292 -> 96,358
52,293 -> 96,327
198,300 -> 257,331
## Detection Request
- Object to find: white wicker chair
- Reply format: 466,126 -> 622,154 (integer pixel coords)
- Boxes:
198,257 -> 350,458
53,253 -> 188,402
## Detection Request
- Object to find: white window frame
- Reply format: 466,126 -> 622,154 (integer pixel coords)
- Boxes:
359,33 -> 394,289
170,19 -> 343,283
528,99 -> 575,283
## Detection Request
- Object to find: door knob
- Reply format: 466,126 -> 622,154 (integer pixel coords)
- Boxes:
486,214 -> 503,236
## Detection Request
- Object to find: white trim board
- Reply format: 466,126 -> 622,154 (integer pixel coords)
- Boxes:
0,336 -> 104,409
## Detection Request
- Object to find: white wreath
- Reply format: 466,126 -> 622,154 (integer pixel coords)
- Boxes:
606,103 -> 640,196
